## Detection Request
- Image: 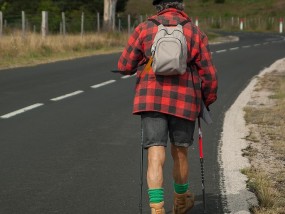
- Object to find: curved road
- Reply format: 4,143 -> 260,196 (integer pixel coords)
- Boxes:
0,32 -> 284,214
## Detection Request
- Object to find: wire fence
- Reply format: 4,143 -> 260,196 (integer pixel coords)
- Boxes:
0,11 -> 284,37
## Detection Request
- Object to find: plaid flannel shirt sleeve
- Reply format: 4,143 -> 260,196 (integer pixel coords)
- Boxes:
117,24 -> 144,75
195,33 -> 218,107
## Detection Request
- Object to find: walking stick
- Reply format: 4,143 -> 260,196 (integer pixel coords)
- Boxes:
139,125 -> 144,214
198,117 -> 206,212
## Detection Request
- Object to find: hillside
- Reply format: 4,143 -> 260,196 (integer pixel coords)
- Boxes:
124,0 -> 285,18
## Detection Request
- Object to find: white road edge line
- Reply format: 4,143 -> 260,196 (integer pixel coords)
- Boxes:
91,80 -> 116,89
230,47 -> 239,51
0,103 -> 44,119
50,90 -> 84,101
254,44 -> 261,46
242,45 -> 251,48
216,49 -> 227,53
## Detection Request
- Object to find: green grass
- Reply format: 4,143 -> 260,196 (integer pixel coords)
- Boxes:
124,0 -> 285,32
125,0 -> 285,18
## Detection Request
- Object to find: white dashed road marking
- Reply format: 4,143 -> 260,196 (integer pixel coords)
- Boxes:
50,90 -> 84,101
121,75 -> 132,79
91,80 -> 116,89
216,49 -> 227,53
121,74 -> 136,79
3,37 -> 285,120
0,103 -> 44,119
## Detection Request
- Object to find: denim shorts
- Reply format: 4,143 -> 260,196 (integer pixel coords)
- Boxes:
141,112 -> 196,149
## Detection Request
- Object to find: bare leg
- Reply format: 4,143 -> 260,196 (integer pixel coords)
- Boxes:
147,146 -> 166,188
171,144 -> 189,184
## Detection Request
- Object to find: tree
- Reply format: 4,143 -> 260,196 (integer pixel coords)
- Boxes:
103,0 -> 117,31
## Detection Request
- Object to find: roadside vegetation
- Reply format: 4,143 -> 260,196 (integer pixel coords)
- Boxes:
242,71 -> 285,214
126,0 -> 285,19
1,0 -> 284,69
0,32 -> 128,69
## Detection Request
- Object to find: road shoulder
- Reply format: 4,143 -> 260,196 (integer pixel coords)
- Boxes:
220,58 -> 285,213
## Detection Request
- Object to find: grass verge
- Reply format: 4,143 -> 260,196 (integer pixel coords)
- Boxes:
242,72 -> 285,214
0,31 -> 223,70
0,32 -> 129,70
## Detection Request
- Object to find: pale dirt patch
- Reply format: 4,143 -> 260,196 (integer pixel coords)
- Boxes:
220,58 -> 285,213
245,70 -> 285,177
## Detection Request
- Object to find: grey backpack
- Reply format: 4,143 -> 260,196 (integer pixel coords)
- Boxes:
149,19 -> 189,76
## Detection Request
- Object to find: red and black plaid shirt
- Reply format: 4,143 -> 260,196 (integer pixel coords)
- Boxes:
118,8 -> 218,121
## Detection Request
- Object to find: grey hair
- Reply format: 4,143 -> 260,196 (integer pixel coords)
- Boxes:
155,2 -> 184,13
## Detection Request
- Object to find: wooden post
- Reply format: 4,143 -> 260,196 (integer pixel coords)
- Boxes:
60,22 -> 63,35
118,19 -> 121,32
22,11 -> 25,37
62,12 -> 66,36
33,25 -> 36,33
0,11 -> 3,37
41,11 -> 48,38
140,15 -> 143,23
97,12 -> 100,32
128,14 -> 131,34
112,12 -> 116,31
81,12 -> 84,37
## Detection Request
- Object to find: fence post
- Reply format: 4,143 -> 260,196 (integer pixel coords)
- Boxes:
22,11 -> 25,37
60,22 -> 63,35
97,12 -> 100,32
118,19 -> 121,32
41,11 -> 48,38
195,17 -> 199,26
62,12 -> 66,36
0,11 -> 3,37
280,18 -> 284,34
81,12 -> 84,37
240,18 -> 244,31
112,13 -> 116,31
128,14 -> 131,34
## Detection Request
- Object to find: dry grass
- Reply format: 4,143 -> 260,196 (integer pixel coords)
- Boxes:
0,32 -> 128,69
243,72 -> 285,214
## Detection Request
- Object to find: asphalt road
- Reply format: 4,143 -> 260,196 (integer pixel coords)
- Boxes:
0,32 -> 284,214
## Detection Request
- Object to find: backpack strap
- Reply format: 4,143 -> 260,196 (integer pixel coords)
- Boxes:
180,19 -> 190,26
148,18 -> 190,26
148,18 -> 162,26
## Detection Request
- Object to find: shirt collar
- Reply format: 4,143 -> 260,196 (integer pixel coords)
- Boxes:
157,8 -> 190,20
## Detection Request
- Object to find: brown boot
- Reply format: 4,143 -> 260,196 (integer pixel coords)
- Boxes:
150,202 -> 165,214
173,191 -> 195,214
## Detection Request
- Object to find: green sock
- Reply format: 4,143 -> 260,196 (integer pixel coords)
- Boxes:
174,182 -> 189,194
148,188 -> 164,204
